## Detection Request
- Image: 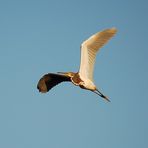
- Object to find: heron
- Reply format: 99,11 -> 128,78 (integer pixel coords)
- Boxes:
37,28 -> 117,101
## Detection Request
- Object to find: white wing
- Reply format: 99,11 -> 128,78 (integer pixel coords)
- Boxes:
79,28 -> 117,81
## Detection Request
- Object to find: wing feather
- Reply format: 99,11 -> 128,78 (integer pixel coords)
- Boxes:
37,73 -> 71,93
79,28 -> 117,81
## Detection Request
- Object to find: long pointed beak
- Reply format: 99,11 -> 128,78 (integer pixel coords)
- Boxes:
57,72 -> 67,74
57,72 -> 65,74
57,72 -> 69,76
93,89 -> 110,102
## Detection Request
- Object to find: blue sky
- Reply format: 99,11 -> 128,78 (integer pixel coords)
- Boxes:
0,0 -> 148,147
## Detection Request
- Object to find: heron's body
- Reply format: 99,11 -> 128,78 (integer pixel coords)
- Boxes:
37,28 -> 117,101
59,72 -> 96,90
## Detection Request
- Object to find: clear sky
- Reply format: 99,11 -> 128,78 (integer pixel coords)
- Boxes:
0,0 -> 148,148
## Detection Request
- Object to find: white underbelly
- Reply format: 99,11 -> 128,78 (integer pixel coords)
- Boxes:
80,76 -> 96,90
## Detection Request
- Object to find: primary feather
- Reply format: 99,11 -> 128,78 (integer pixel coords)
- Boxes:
79,28 -> 117,81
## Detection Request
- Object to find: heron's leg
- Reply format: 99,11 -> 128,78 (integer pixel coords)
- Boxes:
92,89 -> 110,102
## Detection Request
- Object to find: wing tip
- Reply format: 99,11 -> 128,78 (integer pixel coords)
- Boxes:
108,27 -> 118,34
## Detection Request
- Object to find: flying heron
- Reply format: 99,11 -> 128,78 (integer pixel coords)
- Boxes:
37,28 -> 117,101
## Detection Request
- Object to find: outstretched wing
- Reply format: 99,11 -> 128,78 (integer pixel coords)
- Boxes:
79,28 -> 117,81
37,73 -> 71,93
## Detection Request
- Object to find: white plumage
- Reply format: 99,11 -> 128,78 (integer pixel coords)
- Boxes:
79,28 -> 117,85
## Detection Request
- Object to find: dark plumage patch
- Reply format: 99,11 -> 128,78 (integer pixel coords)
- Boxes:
71,73 -> 83,85
37,73 -> 71,93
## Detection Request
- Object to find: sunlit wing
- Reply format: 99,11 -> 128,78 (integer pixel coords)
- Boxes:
37,73 -> 71,93
79,28 -> 117,81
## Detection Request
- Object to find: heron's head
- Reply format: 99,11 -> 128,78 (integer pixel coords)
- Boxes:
57,72 -> 76,78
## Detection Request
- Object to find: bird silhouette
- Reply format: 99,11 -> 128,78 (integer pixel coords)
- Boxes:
37,28 -> 117,101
